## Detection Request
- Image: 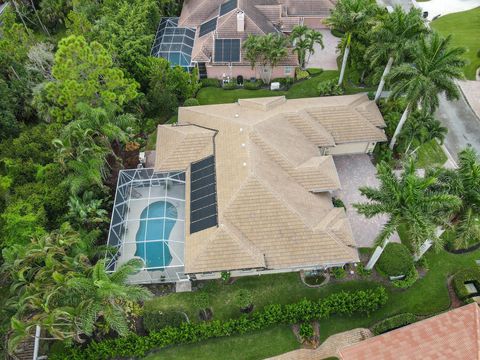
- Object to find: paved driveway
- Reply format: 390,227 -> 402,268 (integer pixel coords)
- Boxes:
306,29 -> 339,70
333,154 -> 400,248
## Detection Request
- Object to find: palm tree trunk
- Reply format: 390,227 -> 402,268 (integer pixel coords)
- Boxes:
11,0 -> 31,34
30,0 -> 50,36
338,33 -> 351,86
374,56 -> 394,103
365,239 -> 389,270
389,103 -> 411,150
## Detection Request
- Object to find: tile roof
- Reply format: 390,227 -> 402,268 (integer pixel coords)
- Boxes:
339,303 -> 480,360
156,94 -> 386,274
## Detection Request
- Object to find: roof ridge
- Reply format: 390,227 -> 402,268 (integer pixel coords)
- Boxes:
296,109 -> 335,145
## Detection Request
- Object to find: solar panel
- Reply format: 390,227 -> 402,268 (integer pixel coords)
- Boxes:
190,156 -> 218,234
214,39 -> 241,63
199,17 -> 217,37
219,0 -> 237,16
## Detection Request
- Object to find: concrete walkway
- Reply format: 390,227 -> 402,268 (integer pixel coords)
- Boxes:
306,30 -> 339,70
436,89 -> 480,162
266,328 -> 373,360
333,154 -> 400,248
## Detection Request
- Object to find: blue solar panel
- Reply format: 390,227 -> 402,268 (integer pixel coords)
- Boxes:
219,0 -> 237,16
199,17 -> 217,37
214,39 -> 241,63
190,156 -> 218,234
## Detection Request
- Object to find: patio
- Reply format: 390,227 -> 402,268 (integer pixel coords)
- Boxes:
333,154 -> 400,248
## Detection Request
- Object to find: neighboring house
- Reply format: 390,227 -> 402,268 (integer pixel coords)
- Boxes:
339,303 -> 480,360
106,94 -> 386,284
151,0 -> 335,79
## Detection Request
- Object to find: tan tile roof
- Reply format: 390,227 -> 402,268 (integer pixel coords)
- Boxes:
154,124 -> 215,172
156,94 -> 385,273
339,303 -> 480,360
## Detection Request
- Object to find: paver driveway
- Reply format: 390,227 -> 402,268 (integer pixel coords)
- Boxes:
306,29 -> 339,70
333,154 -> 400,248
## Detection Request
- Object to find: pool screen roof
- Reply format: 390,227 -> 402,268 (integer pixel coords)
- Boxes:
151,17 -> 195,69
106,168 -> 186,282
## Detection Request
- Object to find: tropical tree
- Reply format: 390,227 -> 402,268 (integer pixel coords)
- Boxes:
386,32 -> 466,149
428,147 -> 480,249
366,6 -> 428,102
399,110 -> 447,154
68,190 -> 109,228
243,34 -> 261,74
290,25 -> 324,69
325,0 -> 379,85
354,159 -> 461,254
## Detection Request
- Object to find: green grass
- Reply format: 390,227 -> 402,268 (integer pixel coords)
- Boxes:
415,140 -> 447,169
144,115 -> 178,151
196,88 -> 286,105
143,326 -> 299,360
432,7 -> 480,80
286,70 -> 340,99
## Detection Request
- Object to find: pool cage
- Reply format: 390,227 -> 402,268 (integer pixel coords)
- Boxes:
151,17 -> 196,70
106,168 -> 187,284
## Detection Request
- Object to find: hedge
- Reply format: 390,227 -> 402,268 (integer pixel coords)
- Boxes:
52,287 -> 388,360
183,98 -> 199,106
371,313 -> 417,335
453,268 -> 480,301
376,243 -> 414,277
243,79 -> 264,90
200,78 -> 221,88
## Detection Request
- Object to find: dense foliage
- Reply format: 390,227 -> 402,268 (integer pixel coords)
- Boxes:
371,313 -> 417,335
453,268 -> 480,301
51,287 -> 388,359
376,243 -> 414,277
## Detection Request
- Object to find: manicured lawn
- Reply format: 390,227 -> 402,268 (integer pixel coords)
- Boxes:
143,326 -> 299,360
286,70 -> 339,99
432,7 -> 480,80
415,139 -> 448,169
196,88 -> 286,105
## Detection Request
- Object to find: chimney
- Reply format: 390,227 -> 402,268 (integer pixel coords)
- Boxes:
237,11 -> 245,32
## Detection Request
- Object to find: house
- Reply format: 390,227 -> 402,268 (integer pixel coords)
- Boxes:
151,0 -> 335,79
106,94 -> 386,284
339,303 -> 480,360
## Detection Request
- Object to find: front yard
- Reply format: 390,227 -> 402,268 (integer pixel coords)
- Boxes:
143,247 -> 480,359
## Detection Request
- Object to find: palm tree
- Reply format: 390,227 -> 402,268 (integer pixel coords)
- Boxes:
68,190 -> 109,228
399,110 -> 447,153
325,0 -> 378,85
243,34 -> 261,74
292,38 -> 310,69
386,32 -> 466,149
354,159 -> 461,255
366,6 -> 427,102
305,29 -> 324,65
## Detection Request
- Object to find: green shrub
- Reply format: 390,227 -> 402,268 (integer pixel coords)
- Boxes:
307,68 -> 323,76
183,98 -> 199,106
271,77 -> 294,89
356,263 -> 372,278
332,197 -> 345,209
221,271 -> 231,282
330,267 -> 346,279
200,78 -> 221,88
367,91 -> 375,100
416,256 -> 429,270
296,68 -> 310,80
392,267 -> 418,288
234,289 -> 253,310
223,81 -> 237,90
453,268 -> 480,301
376,243 -> 414,277
317,79 -> 343,96
143,310 -> 186,333
299,322 -> 314,341
371,313 -> 417,335
243,79 -> 264,90
53,287 -> 388,360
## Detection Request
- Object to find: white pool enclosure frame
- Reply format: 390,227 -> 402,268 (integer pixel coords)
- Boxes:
106,168 -> 188,283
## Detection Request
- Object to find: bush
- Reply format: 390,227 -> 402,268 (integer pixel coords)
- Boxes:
371,313 -> 417,335
200,78 -> 221,88
376,243 -> 414,277
53,287 -> 388,360
356,263 -> 372,278
183,98 -> 199,106
317,79 -> 343,96
392,268 -> 418,288
367,91 -> 375,101
330,267 -> 346,279
296,68 -> 310,80
243,79 -> 264,90
143,310 -> 186,333
221,271 -> 231,283
223,81 -> 237,90
234,289 -> 253,310
332,197 -> 345,209
299,322 -> 314,341
453,268 -> 480,301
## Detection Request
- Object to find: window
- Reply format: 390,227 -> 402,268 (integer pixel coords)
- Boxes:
284,66 -> 293,75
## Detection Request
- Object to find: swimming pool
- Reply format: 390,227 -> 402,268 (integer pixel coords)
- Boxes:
135,201 -> 177,269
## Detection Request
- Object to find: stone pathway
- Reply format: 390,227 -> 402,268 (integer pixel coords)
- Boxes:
266,328 -> 373,360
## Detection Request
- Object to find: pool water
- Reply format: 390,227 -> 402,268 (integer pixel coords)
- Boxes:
135,201 -> 177,269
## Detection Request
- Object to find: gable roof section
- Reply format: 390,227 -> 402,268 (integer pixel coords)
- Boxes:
339,303 -> 480,360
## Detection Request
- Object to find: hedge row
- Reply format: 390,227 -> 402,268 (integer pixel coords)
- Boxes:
371,313 -> 417,335
453,268 -> 480,301
52,287 -> 388,360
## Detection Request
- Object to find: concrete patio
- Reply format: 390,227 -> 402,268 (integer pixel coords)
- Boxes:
333,154 -> 400,248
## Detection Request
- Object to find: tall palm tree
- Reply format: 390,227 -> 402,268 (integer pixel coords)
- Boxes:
292,38 -> 310,69
399,110 -> 447,153
243,34 -> 261,73
305,29 -> 324,65
290,26 -> 324,69
354,159 -> 461,254
366,6 -> 428,102
386,32 -> 466,149
325,0 -> 378,85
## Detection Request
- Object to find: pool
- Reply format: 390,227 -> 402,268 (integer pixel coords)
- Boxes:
135,201 -> 177,269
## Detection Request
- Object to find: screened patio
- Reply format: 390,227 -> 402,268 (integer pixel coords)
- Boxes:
106,168 -> 187,283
